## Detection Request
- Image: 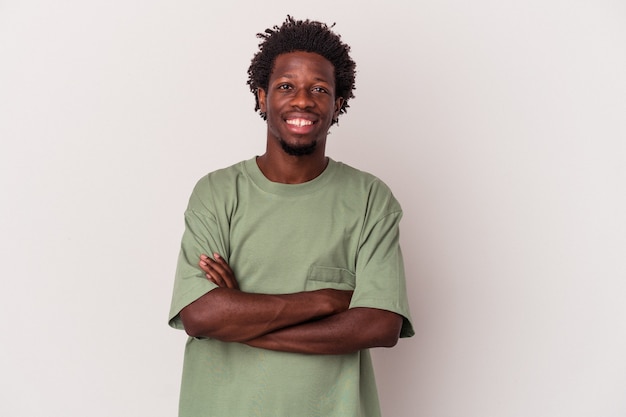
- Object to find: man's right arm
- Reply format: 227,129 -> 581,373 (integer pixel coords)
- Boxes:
179,287 -> 352,342
178,253 -> 352,342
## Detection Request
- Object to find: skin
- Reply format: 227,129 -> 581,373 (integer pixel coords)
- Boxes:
179,51 -> 403,354
256,51 -> 342,184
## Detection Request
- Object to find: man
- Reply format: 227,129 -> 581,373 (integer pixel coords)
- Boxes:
168,16 -> 414,417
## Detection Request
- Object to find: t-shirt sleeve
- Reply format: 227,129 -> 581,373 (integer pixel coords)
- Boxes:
349,188 -> 415,338
168,185 -> 228,330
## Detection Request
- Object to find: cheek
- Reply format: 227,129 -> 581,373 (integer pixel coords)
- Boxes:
265,95 -> 282,114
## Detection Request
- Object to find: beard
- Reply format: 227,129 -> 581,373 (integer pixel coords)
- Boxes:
279,138 -> 317,156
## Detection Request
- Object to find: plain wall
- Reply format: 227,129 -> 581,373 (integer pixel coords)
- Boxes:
1,1 -> 625,416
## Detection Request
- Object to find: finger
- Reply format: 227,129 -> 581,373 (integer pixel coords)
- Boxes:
198,258 -> 212,274
203,257 -> 236,289
198,258 -> 227,287
207,271 -> 226,287
205,262 -> 227,287
198,254 -> 239,290
205,273 -> 218,285
199,255 -> 227,273
209,254 -> 239,290
213,253 -> 235,274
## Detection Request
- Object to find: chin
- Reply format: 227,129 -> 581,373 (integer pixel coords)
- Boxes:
279,139 -> 317,156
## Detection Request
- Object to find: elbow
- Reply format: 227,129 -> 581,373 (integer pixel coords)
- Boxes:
180,304 -> 247,342
183,322 -> 205,339
180,307 -> 206,338
376,314 -> 403,348
353,308 -> 404,349
180,304 -> 220,339
374,326 -> 400,348
362,328 -> 399,349
381,333 -> 400,348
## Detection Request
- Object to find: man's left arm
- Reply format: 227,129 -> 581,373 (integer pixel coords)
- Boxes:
242,306 -> 403,355
198,253 -> 403,354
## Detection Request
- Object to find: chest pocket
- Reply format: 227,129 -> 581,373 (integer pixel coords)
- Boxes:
305,265 -> 356,291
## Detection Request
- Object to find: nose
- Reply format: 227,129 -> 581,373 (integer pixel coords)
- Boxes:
290,88 -> 315,110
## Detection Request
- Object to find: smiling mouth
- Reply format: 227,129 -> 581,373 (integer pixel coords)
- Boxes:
285,118 -> 314,127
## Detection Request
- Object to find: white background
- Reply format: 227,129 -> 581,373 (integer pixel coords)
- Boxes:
1,1 -> 625,416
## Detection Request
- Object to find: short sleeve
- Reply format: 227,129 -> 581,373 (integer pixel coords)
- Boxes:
349,189 -> 414,338
168,185 -> 229,330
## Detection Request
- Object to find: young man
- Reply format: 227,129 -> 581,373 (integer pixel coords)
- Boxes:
168,16 -> 414,417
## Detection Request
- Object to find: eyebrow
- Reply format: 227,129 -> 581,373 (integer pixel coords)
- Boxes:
276,74 -> 332,83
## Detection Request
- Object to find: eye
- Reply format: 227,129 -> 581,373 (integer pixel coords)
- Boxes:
277,84 -> 292,90
312,86 -> 329,94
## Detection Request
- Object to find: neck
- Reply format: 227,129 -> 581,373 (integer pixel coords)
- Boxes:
256,153 -> 329,184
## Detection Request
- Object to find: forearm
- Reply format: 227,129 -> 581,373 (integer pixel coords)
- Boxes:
244,307 -> 403,355
180,287 -> 351,342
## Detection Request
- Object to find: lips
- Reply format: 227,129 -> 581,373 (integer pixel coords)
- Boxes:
283,114 -> 318,135
285,118 -> 314,127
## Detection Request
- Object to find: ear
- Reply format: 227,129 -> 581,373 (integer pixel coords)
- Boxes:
333,97 -> 344,119
258,88 -> 267,113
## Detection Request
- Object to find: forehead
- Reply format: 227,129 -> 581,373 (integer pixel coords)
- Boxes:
270,51 -> 335,84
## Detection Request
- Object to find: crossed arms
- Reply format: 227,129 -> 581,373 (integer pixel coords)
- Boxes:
179,253 -> 403,355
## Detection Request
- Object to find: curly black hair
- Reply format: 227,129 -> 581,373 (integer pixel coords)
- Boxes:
247,15 -> 356,124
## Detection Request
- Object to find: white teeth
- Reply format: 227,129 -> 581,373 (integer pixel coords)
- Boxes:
286,119 -> 313,127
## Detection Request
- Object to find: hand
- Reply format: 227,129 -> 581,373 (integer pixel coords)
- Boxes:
198,253 -> 239,290
320,288 -> 353,314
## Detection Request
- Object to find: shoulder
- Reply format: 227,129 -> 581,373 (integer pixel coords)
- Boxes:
195,160 -> 247,189
332,160 -> 401,213
332,160 -> 391,190
187,159 -> 250,211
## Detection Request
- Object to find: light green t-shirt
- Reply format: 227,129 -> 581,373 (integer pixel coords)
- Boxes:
169,157 -> 414,417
